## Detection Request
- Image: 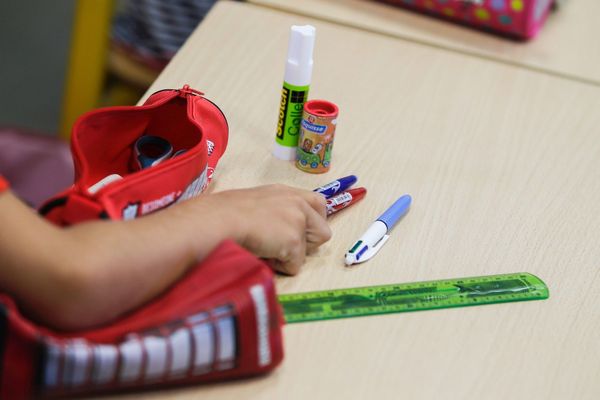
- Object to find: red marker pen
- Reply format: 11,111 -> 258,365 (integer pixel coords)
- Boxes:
326,187 -> 367,216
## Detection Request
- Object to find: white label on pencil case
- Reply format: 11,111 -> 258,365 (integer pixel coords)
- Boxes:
216,316 -> 236,370
211,305 -> 236,370
168,327 -> 192,378
63,339 -> 90,387
119,336 -> 144,383
92,344 -> 119,385
189,315 -> 214,374
43,341 -> 62,388
250,284 -> 271,367
143,335 -> 168,381
176,166 -> 208,203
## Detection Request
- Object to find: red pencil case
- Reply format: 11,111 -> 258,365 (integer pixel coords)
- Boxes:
0,240 -> 285,399
375,0 -> 555,40
40,85 -> 228,225
0,85 -> 287,398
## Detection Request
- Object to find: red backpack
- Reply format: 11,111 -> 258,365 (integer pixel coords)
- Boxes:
1,86 -> 285,398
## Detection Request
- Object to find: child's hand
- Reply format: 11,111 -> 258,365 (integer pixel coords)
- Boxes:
0,183 -> 328,330
207,184 -> 332,275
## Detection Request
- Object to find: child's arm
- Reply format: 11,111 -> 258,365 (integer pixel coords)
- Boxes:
0,184 -> 330,331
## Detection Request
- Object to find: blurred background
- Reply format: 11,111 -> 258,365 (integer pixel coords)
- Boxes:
0,0 -> 218,206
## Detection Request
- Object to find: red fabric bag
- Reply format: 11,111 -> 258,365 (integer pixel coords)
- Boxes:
0,241 -> 285,399
0,86 -> 286,398
40,85 -> 228,225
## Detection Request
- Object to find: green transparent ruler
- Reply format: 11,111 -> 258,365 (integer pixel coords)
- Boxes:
278,272 -> 548,324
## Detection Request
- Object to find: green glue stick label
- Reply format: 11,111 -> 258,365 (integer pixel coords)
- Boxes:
276,82 -> 309,147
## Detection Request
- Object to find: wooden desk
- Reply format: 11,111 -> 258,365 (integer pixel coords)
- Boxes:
101,1 -> 600,399
249,0 -> 600,86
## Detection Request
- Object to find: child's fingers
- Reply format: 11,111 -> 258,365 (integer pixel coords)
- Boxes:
275,234 -> 307,275
302,202 -> 332,251
290,188 -> 327,219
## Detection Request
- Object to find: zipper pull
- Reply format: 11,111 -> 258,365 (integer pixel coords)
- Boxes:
179,84 -> 204,97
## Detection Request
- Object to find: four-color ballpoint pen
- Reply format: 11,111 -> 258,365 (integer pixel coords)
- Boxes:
345,194 -> 412,266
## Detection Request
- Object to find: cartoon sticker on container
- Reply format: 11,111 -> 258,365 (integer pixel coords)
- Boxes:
296,99 -> 339,174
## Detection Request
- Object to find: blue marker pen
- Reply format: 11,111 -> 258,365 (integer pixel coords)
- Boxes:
313,175 -> 357,198
345,194 -> 412,266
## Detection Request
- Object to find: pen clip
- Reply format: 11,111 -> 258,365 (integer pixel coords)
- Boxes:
356,234 -> 390,263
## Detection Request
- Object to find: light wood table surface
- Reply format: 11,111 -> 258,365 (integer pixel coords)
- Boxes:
101,1 -> 600,399
249,0 -> 600,86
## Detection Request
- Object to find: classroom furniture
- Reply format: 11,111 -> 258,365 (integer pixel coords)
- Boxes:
60,0 -> 114,140
86,1 -> 600,398
248,0 -> 600,86
59,0 -> 161,140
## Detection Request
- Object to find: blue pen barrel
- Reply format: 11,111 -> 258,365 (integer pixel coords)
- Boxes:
313,175 -> 357,198
377,194 -> 412,230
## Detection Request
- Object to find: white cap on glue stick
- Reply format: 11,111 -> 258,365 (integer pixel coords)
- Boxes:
284,25 -> 315,85
273,25 -> 316,161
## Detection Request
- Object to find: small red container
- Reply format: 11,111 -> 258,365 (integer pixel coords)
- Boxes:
296,100 -> 339,174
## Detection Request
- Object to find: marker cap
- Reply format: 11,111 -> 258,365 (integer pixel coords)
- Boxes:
284,25 -> 315,86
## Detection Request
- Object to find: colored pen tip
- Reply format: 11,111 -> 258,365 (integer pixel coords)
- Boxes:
349,187 -> 367,198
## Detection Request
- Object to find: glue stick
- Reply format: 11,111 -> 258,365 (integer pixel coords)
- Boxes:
273,25 -> 316,160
